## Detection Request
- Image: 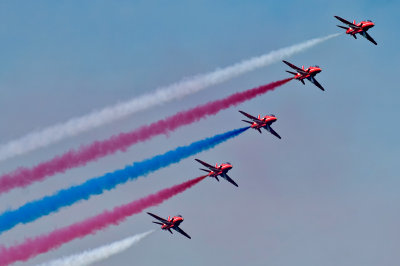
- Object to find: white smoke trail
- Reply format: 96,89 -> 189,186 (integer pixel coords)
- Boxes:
37,230 -> 154,266
0,33 -> 339,161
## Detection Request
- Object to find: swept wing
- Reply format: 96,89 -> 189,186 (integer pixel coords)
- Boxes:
173,226 -> 191,239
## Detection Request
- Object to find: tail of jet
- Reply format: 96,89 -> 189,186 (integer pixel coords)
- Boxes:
241,119 -> 253,125
199,168 -> 218,181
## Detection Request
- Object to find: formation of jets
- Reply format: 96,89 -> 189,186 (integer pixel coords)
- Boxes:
148,15 -> 377,240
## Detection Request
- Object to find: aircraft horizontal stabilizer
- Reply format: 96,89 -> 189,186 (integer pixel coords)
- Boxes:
242,120 -> 253,124
286,70 -> 297,75
337,25 -> 348,30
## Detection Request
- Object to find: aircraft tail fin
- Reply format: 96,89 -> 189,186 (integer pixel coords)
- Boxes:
241,120 -> 253,125
199,168 -> 210,173
300,79 -> 305,85
152,221 -> 163,225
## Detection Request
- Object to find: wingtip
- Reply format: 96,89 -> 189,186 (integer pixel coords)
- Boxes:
230,182 -> 239,187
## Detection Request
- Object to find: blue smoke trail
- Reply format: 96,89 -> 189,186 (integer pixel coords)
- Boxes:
0,127 -> 248,233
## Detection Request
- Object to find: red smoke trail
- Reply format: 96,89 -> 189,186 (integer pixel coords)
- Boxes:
0,78 -> 291,194
0,175 -> 206,265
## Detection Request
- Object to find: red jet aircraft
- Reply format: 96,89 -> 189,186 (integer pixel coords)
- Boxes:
195,159 -> 238,187
239,110 -> 281,139
335,16 -> 377,45
283,60 -> 325,91
147,212 -> 191,239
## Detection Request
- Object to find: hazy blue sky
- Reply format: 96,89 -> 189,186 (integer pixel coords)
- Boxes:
0,1 -> 399,265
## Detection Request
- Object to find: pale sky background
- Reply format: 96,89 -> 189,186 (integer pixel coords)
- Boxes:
0,1 -> 399,265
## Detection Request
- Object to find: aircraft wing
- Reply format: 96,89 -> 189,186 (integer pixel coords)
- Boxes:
222,173 -> 238,187
195,159 -> 218,171
147,212 -> 168,223
282,60 -> 307,74
265,125 -> 281,139
239,110 -> 260,122
334,16 -> 359,28
360,31 -> 377,45
307,76 -> 325,91
173,226 -> 191,239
